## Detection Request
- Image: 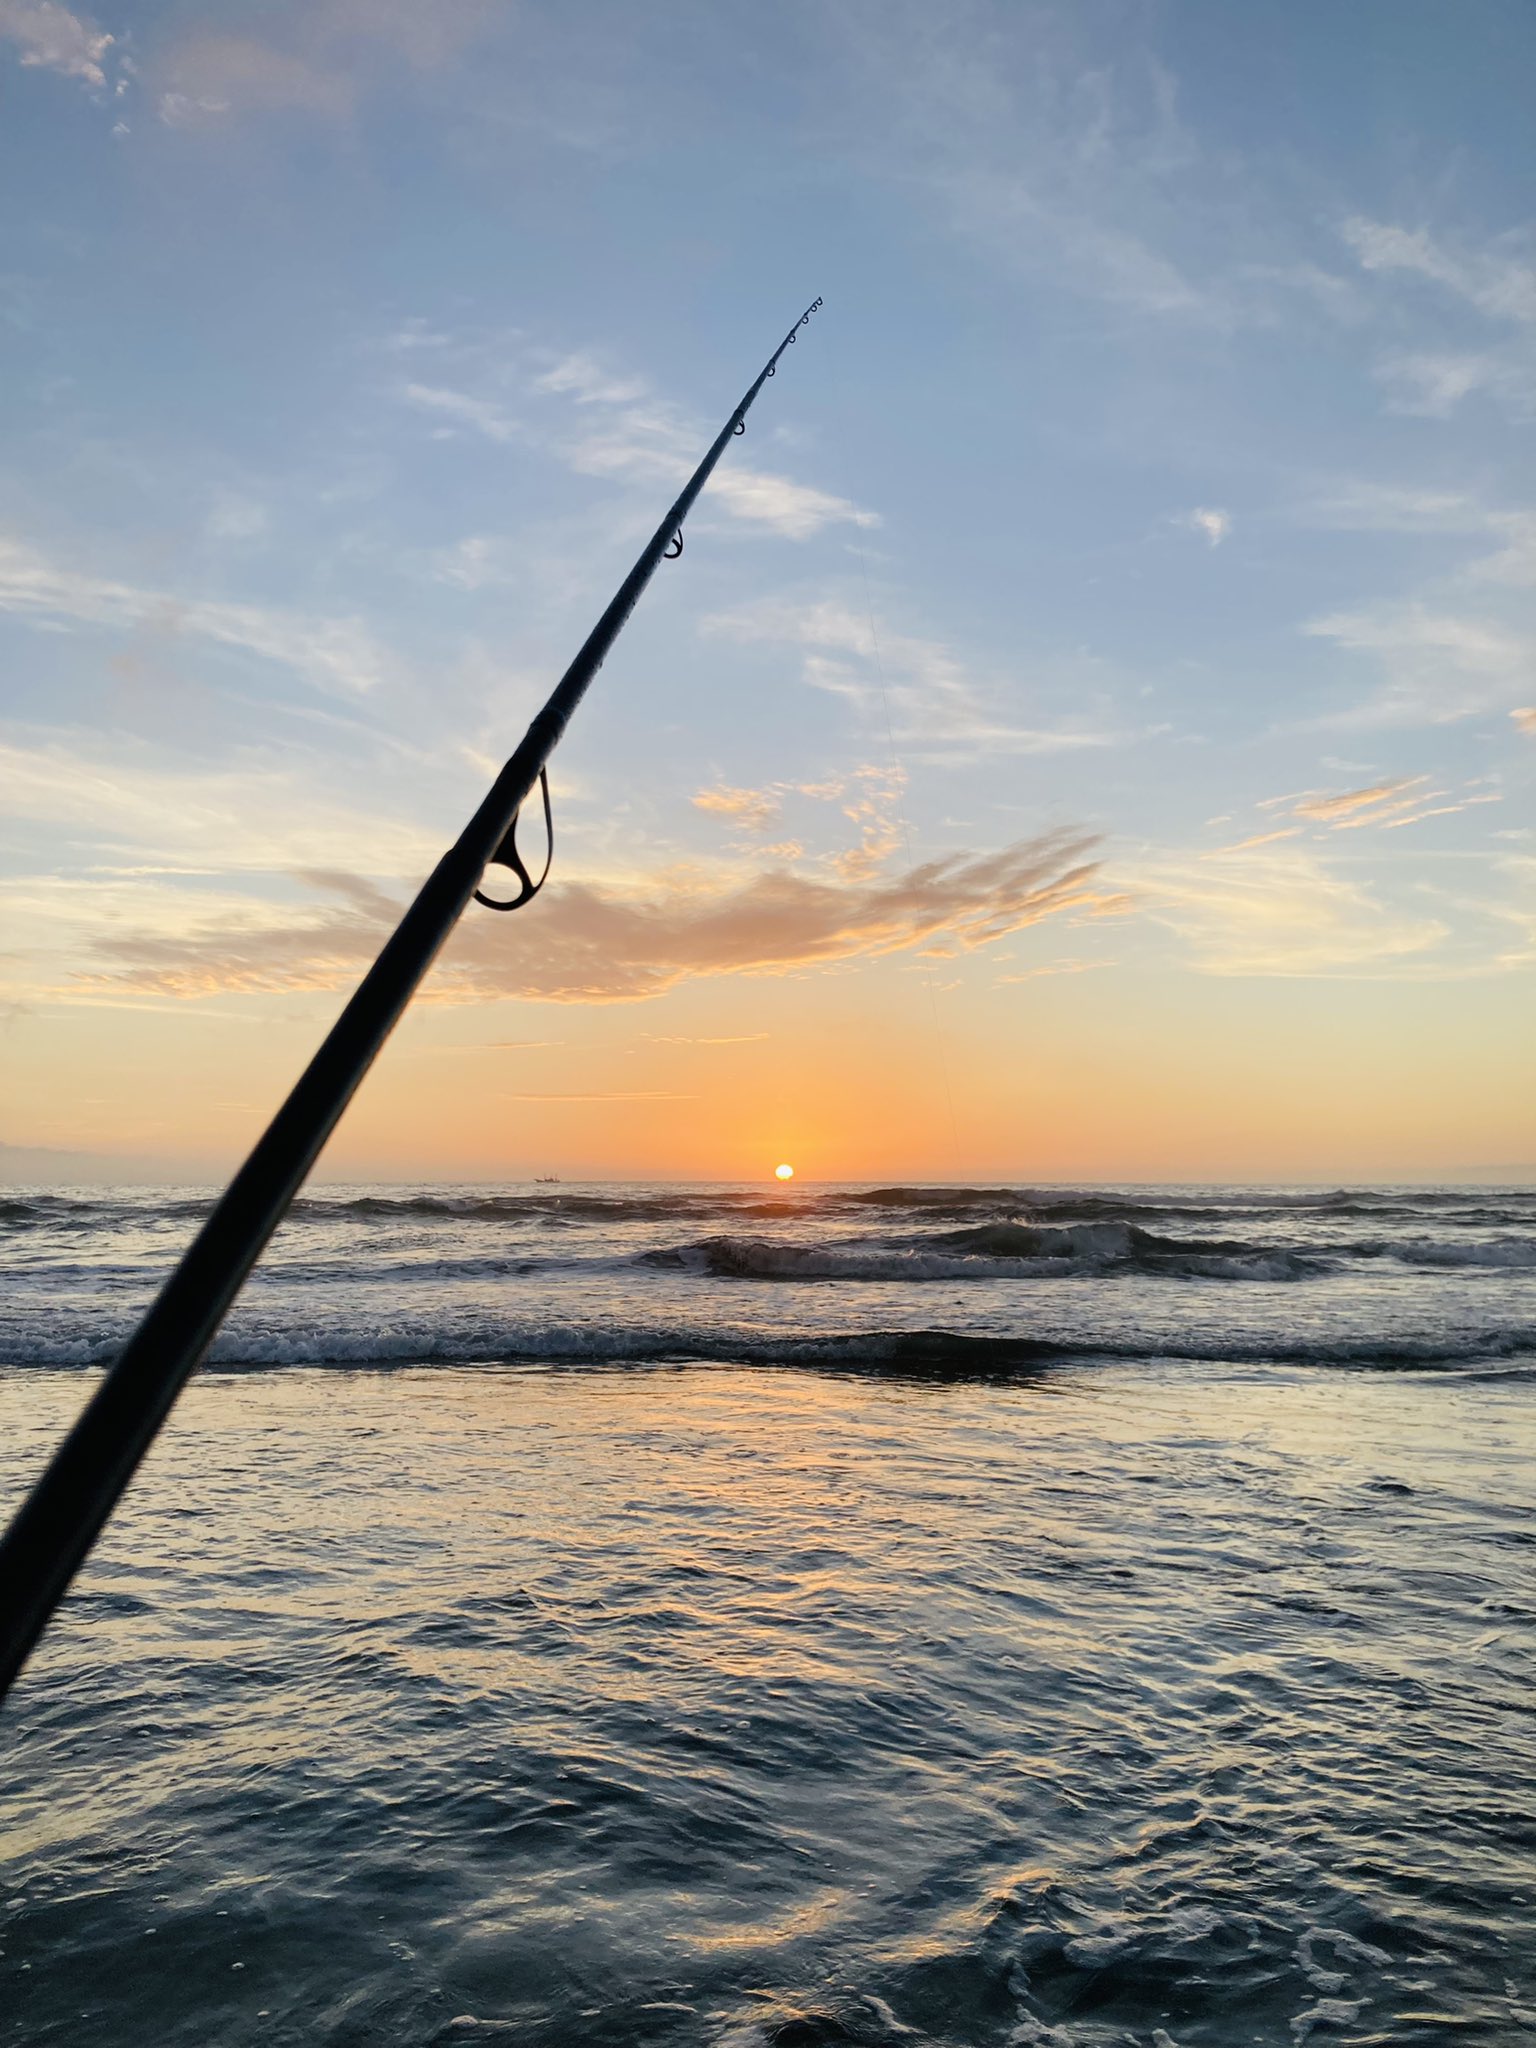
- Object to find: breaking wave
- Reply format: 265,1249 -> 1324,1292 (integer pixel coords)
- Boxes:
5,1181 -> 1531,1391
1361,1236 -> 1536,1270
3,1318 -> 1530,1376
4,1182 -> 1533,1239
641,1226 -> 1326,1282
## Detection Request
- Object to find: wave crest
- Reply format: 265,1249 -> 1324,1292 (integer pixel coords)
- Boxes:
640,1227 -> 1324,1283
4,1320 -> 1528,1375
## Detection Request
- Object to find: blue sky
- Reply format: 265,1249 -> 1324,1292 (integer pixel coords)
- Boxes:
1,0 -> 1532,1181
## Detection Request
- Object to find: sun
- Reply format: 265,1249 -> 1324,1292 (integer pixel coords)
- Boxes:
774,1163 -> 795,1181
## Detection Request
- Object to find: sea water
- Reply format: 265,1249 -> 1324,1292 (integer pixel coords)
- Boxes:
1,1183 -> 1533,2046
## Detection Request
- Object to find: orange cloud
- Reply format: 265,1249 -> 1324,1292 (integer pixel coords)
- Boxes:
1211,826 -> 1303,854
80,831 -> 1116,1005
691,784 -> 782,832
1293,776 -> 1426,822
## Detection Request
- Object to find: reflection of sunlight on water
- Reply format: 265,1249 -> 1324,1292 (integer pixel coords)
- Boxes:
1,1359 -> 1532,2043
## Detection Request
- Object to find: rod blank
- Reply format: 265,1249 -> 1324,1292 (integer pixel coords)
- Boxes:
0,298 -> 823,1708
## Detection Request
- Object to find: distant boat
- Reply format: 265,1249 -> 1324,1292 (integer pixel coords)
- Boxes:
534,1175 -> 560,1185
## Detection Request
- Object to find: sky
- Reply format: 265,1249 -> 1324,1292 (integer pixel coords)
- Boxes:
1,0 -> 1532,1185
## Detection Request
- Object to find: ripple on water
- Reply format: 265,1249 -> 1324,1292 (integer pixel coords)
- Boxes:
1,1358 -> 1532,2047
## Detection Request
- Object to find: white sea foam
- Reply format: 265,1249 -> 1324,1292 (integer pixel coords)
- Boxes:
1385,1237 -> 1536,1269
3,1181 -> 1532,1378
1290,1997 -> 1366,2043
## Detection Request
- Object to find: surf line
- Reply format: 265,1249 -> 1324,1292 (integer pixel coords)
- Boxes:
0,299 -> 826,1707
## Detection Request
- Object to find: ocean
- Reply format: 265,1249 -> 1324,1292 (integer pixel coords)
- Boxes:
1,1182 -> 1533,2046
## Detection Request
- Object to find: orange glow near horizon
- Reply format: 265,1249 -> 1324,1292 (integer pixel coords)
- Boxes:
6,951 -> 1536,1187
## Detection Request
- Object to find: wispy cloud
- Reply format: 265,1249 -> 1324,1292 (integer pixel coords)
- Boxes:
1513,708 -> 1536,737
1292,777 -> 1427,823
402,383 -> 518,443
1304,482 -> 1489,537
835,6 -> 1216,320
151,0 -> 493,127
392,343 -> 876,542
641,1032 -> 769,1045
532,354 -> 648,407
502,1090 -> 696,1103
1340,218 -> 1536,325
1303,483 -> 1536,590
547,364 -> 878,541
1140,846 -> 1449,977
1214,826 -> 1302,853
1216,773 -> 1502,854
0,535 -> 393,696
0,730 -> 442,875
1416,856 -> 1536,971
703,596 -> 1118,760
71,828 -> 1117,1005
1340,218 -> 1536,420
0,0 -> 112,89
1374,351 -> 1534,422
429,533 -> 521,591
994,957 -> 1112,983
1301,604 -> 1534,729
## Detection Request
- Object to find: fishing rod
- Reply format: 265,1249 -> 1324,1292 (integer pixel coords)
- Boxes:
0,297 -> 824,1708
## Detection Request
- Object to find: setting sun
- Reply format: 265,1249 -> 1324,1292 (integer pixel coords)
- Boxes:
774,1163 -> 794,1181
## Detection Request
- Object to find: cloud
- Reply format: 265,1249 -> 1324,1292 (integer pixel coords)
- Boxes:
1235,261 -> 1367,325
207,493 -> 270,544
1213,827 -> 1302,854
1339,218 -> 1536,325
703,596 -> 1118,760
1513,708 -> 1536,737
692,784 -> 783,833
1139,846 -> 1448,977
1415,855 -> 1536,971
1184,507 -> 1230,547
691,767 -> 910,875
1340,219 -> 1536,420
1292,777 -> 1426,823
0,535 -> 393,696
994,957 -> 1111,982
0,730 -> 442,875
1232,773 -> 1501,843
705,468 -> 880,543
641,1032 -> 769,1045
157,42 -> 336,124
1303,484 -> 1536,588
543,365 -> 876,540
391,345 -> 876,542
72,828 -> 1117,1004
1373,351 -> 1534,421
402,383 -> 518,443
834,7 -> 1216,320
826,764 -> 906,880
1302,604 -> 1535,729
429,534 -> 521,591
502,1091 -> 696,1103
0,0 -> 111,88
1470,516 -> 1536,590
152,0 -> 493,126
453,1039 -> 567,1051
532,355 -> 648,407
1306,484 -> 1483,535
